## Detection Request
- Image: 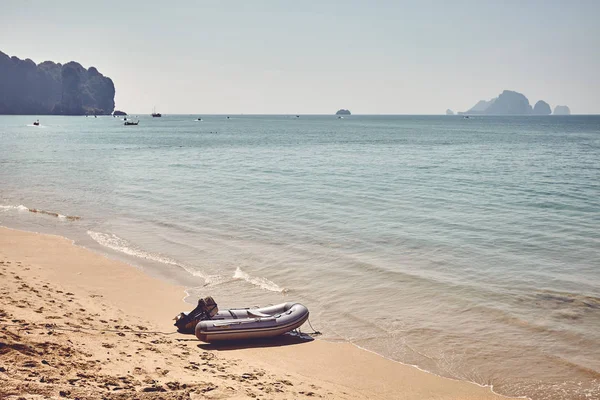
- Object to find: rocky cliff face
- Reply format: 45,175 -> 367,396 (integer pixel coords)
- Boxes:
467,99 -> 496,113
533,100 -> 552,115
335,109 -> 351,115
0,51 -> 115,115
484,90 -> 532,115
553,105 -> 571,115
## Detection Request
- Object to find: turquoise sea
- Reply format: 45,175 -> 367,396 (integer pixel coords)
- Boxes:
1,114 -> 599,400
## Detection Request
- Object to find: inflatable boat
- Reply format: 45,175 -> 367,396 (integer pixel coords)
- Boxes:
196,302 -> 309,342
174,298 -> 309,342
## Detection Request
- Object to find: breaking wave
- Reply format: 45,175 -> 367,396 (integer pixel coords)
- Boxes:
86,230 -> 218,284
1,204 -> 31,212
86,231 -> 284,293
88,230 -> 181,266
233,266 -> 286,293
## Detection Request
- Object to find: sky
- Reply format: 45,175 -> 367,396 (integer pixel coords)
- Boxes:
1,0 -> 599,114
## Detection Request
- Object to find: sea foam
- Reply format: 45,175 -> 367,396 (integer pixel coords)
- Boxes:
233,266 -> 286,293
0,204 -> 28,212
87,230 -> 214,281
86,231 -> 284,293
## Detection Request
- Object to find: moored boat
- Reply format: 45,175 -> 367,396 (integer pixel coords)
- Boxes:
196,302 -> 309,342
124,120 -> 139,126
174,297 -> 309,342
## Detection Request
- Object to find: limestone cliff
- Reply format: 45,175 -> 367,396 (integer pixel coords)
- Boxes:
460,90 -> 545,115
553,105 -> 571,115
533,100 -> 552,115
0,51 -> 115,115
483,90 -> 532,115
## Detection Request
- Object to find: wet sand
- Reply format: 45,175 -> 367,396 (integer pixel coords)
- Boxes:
0,227 -> 516,399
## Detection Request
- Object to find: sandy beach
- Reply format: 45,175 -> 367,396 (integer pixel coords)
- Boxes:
0,226 -> 516,399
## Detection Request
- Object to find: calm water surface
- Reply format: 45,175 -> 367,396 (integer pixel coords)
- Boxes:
1,115 -> 599,399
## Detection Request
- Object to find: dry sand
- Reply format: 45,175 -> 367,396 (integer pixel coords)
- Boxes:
0,227 -> 516,399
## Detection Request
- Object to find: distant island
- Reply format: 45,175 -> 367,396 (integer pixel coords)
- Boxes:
553,105 -> 571,115
457,90 -> 570,115
113,110 -> 127,116
0,51 -> 115,115
336,109 -> 351,115
446,109 -> 454,115
533,100 -> 551,115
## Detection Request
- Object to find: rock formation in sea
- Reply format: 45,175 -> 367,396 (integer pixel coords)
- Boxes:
0,51 -> 115,115
533,100 -> 552,115
113,110 -> 127,116
335,109 -> 351,115
446,109 -> 454,115
483,90 -> 532,115
553,105 -> 571,115
459,90 -> 558,115
466,99 -> 497,113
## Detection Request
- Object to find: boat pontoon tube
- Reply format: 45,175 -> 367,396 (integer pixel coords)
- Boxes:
195,302 -> 309,342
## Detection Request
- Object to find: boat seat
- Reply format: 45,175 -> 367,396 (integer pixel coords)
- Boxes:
247,309 -> 271,318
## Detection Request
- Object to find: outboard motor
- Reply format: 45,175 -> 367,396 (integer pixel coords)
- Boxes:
174,296 -> 218,333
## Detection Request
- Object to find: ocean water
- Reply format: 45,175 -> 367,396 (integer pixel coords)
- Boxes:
1,114 -> 599,399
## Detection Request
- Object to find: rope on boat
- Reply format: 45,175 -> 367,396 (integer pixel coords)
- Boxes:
306,318 -> 321,335
297,318 -> 321,336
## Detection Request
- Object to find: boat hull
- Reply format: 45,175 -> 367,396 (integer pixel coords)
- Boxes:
195,302 -> 309,342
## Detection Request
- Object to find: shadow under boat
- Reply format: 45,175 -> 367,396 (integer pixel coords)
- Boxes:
197,330 -> 314,351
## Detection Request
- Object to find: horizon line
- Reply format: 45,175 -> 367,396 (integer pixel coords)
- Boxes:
75,112 -> 600,116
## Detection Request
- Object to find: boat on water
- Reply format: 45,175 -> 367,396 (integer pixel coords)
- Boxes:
175,297 -> 309,342
151,106 -> 162,117
33,119 -> 40,126
124,120 -> 139,126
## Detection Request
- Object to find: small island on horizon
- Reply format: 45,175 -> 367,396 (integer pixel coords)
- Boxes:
335,109 -> 351,115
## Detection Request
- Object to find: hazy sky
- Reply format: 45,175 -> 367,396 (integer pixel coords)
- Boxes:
2,1 -> 599,114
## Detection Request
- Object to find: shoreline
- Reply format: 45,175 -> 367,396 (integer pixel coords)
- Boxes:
0,226 -> 517,399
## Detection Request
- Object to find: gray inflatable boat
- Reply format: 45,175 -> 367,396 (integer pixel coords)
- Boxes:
195,302 -> 309,342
